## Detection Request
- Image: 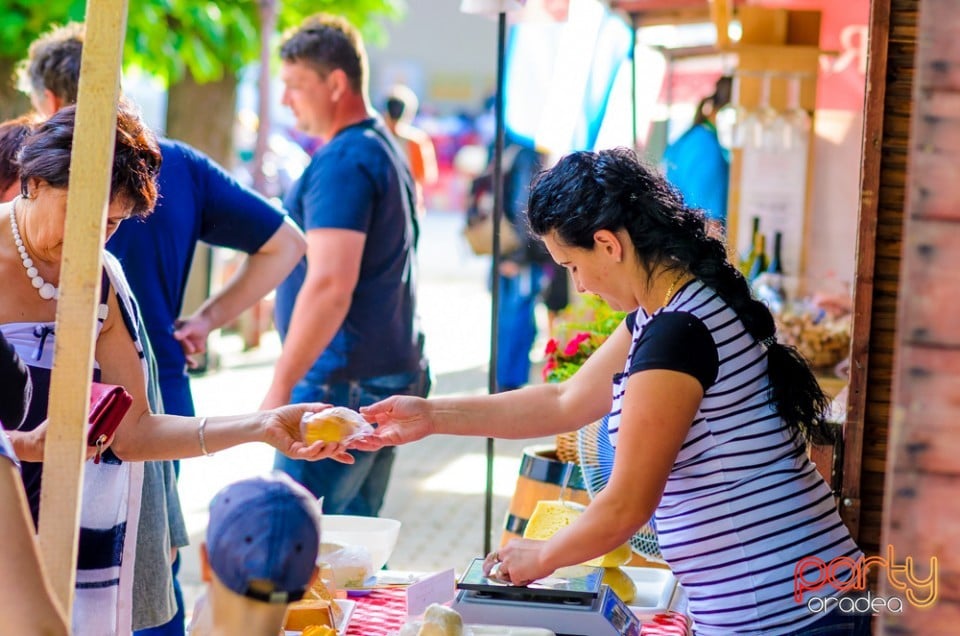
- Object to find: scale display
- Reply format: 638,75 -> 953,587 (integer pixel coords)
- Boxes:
457,558 -> 604,603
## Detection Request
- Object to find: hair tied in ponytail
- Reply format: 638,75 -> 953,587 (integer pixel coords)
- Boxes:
760,336 -> 777,349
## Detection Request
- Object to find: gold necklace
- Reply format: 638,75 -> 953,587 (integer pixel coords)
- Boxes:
662,270 -> 686,307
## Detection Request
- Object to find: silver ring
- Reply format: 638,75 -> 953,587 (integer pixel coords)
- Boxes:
489,562 -> 502,577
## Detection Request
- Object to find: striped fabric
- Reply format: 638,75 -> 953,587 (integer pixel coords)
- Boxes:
608,280 -> 861,635
0,254 -> 146,635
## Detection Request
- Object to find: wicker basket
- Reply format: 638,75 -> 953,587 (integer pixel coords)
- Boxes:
555,430 -> 580,465
776,311 -> 852,370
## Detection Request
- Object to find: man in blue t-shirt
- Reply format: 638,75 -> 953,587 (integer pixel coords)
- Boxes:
266,14 -> 428,517
23,23 -> 306,635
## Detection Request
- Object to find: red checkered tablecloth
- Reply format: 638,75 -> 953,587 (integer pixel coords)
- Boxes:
345,588 -> 408,636
343,587 -> 690,636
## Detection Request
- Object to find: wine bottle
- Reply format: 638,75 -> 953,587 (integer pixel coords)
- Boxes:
747,233 -> 767,283
739,216 -> 760,275
767,231 -> 784,276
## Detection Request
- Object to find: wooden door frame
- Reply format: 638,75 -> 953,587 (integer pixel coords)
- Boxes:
841,0 -> 891,538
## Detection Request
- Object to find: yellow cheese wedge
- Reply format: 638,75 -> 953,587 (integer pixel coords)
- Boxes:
602,566 -> 637,604
303,415 -> 359,444
523,500 -> 633,568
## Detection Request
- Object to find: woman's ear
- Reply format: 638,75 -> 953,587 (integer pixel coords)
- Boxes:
593,229 -> 624,262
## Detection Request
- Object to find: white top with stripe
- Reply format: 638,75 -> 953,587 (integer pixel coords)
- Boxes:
608,279 -> 861,635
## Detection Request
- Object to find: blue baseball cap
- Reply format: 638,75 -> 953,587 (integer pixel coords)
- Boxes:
206,472 -> 321,603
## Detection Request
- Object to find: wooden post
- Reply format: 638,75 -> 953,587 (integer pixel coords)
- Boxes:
37,0 -> 129,613
881,0 -> 960,629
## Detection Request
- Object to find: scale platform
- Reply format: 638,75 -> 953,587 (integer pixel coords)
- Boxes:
451,558 -> 641,636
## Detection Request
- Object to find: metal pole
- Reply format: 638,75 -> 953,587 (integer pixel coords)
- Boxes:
630,12 -> 639,151
484,9 -> 508,556
252,0 -> 276,195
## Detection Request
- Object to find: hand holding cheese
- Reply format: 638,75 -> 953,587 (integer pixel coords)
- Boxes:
301,407 -> 374,444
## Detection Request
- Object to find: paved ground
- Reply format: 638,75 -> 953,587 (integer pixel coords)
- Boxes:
177,211 -> 553,611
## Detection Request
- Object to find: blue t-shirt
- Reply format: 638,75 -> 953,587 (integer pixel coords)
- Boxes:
662,122 -> 729,224
107,139 -> 284,415
275,118 -> 423,383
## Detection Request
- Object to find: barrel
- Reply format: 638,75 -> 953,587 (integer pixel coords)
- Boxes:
500,445 -> 593,546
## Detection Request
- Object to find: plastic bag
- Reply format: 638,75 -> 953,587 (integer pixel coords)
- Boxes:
318,543 -> 374,589
300,407 -> 374,445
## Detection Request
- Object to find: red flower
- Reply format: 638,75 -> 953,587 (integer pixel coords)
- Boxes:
563,332 -> 591,357
544,338 -> 559,355
541,356 -> 557,380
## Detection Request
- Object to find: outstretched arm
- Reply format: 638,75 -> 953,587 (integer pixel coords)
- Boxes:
356,320 -> 635,449
174,217 -> 306,357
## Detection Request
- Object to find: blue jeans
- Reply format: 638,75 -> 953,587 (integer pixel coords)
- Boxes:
496,264 -> 542,390
275,368 -> 430,517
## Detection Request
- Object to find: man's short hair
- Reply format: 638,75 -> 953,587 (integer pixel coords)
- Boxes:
279,14 -> 368,95
20,22 -> 85,104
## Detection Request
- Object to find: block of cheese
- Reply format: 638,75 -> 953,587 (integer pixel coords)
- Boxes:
283,599 -> 336,631
522,500 -> 632,567
417,603 -> 463,636
306,577 -> 344,624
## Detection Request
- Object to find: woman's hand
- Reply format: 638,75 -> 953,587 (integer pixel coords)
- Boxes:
482,538 -> 552,587
261,403 -> 356,464
9,421 -> 101,462
355,396 -> 435,451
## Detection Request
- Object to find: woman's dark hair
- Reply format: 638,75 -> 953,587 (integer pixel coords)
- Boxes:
18,100 -> 161,217
527,147 -> 830,442
0,115 -> 38,195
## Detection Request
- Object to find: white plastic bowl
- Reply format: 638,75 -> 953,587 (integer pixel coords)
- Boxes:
321,515 -> 401,572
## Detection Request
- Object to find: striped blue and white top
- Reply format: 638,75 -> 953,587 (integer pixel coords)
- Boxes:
608,279 -> 861,635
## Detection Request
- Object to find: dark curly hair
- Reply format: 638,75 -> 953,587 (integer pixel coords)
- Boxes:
0,115 -> 39,195
280,14 -> 368,94
18,101 -> 162,218
527,147 -> 830,443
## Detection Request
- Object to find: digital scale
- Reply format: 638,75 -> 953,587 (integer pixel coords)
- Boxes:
451,558 -> 641,636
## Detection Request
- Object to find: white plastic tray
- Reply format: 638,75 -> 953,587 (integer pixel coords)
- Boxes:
621,566 -> 677,620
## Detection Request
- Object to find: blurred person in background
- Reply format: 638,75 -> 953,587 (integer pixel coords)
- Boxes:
661,75 -> 732,239
266,14 -> 430,517
0,115 -> 38,202
383,83 -> 438,216
22,22 -> 307,635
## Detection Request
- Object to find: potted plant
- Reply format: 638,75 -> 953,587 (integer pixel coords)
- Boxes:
541,296 -> 626,462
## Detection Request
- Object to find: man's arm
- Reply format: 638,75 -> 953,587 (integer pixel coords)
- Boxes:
174,217 -> 306,357
261,227 -> 366,409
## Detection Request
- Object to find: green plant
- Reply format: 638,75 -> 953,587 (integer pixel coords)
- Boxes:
542,296 -> 626,383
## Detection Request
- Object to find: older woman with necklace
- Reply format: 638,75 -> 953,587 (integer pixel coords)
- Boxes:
0,103 -> 344,635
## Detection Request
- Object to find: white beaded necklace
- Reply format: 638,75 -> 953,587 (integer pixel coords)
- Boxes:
9,197 -> 59,300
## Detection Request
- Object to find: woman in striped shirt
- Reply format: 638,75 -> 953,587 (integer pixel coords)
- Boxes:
360,147 -> 868,634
